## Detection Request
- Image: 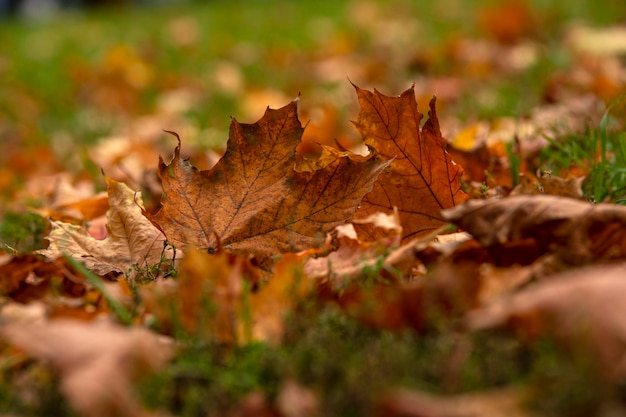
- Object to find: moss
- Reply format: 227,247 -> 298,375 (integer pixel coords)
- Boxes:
139,302 -> 532,417
282,309 -> 531,416
138,341 -> 284,416
526,338 -> 626,417
0,211 -> 48,254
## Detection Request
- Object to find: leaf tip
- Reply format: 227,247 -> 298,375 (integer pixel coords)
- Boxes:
401,83 -> 417,98
429,95 -> 438,108
101,168 -> 111,185
424,96 -> 442,137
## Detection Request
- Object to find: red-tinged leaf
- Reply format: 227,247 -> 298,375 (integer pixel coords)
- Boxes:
0,254 -> 87,303
351,85 -> 467,242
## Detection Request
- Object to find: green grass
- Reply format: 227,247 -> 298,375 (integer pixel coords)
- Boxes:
539,99 -> 626,203
136,305 -> 531,417
0,0 -> 354,143
1,0 -> 624,146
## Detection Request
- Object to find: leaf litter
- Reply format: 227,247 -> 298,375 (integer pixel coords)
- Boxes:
1,75 -> 626,417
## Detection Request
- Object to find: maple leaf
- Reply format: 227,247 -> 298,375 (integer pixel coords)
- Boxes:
40,177 -> 174,280
148,98 -> 388,264
351,85 -> 467,242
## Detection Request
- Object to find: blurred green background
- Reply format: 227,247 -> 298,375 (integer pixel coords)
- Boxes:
0,0 -> 624,201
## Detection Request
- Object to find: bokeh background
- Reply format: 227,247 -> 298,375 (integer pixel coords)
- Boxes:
1,0 -> 624,205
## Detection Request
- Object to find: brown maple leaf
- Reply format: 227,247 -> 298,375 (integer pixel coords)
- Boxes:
148,98 -> 388,265
351,85 -> 467,242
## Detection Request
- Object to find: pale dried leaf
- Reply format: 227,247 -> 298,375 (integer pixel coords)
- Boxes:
376,387 -> 533,417
40,177 -> 174,280
277,378 -> 319,417
0,319 -> 173,417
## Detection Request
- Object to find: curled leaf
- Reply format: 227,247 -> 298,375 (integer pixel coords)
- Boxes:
442,195 -> 626,264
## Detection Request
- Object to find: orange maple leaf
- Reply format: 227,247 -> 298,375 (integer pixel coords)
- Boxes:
148,98 -> 388,265
351,85 -> 467,241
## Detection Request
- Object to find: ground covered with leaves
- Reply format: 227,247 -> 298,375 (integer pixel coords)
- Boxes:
1,0 -> 626,416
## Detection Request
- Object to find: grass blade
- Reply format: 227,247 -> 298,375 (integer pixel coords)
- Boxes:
64,255 -> 133,325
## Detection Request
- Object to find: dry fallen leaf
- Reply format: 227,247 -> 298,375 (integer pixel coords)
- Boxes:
467,263 -> 626,382
304,211 -> 402,287
322,280 -> 424,332
448,95 -> 604,188
478,0 -> 536,44
510,174 -> 585,199
139,248 -> 249,343
148,97 -> 387,267
441,195 -> 626,266
175,248 -> 245,343
566,24 -> 626,56
0,254 -> 87,303
248,253 -> 314,345
276,378 -> 319,417
40,176 -> 175,281
23,174 -> 108,223
0,319 -> 173,417
141,249 -> 313,345
376,387 -> 533,417
351,85 -> 467,242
